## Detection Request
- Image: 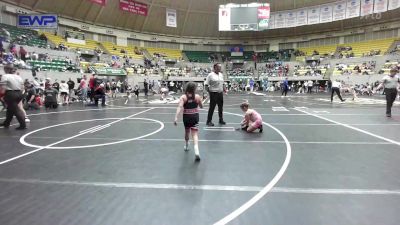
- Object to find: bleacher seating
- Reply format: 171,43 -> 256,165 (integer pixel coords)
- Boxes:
146,47 -> 182,60
379,61 -> 399,75
28,59 -> 72,71
183,51 -> 212,63
293,65 -> 328,76
259,62 -> 290,77
101,42 -> 143,60
340,38 -> 397,57
333,61 -> 376,76
0,23 -> 47,48
298,44 -> 337,57
43,32 -> 99,51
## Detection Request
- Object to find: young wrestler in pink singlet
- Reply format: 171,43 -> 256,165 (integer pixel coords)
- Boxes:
240,102 -> 263,133
174,82 -> 203,161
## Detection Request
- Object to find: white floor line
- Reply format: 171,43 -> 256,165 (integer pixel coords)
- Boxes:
0,136 -> 394,145
1,178 -> 399,195
214,111 -> 292,225
0,108 -> 154,165
294,109 -> 400,146
0,106 -> 177,120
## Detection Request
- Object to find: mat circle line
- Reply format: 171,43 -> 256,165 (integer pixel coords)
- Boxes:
19,118 -> 164,149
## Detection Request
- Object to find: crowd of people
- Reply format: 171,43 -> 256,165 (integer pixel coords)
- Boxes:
334,61 -> 376,76
258,61 -> 289,77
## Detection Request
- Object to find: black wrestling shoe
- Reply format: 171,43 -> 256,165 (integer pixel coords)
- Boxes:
386,113 -> 392,117
206,122 -> 214,126
195,154 -> 201,162
219,120 -> 226,125
0,123 -> 9,128
259,125 -> 263,133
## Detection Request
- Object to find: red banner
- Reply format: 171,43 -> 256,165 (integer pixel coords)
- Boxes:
257,6 -> 270,19
119,0 -> 148,16
88,0 -> 106,6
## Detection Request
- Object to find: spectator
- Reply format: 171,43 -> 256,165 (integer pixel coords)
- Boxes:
44,85 -> 58,109
19,46 -> 27,62
67,78 -> 75,101
94,83 -> 106,106
59,80 -> 69,105
79,75 -> 88,102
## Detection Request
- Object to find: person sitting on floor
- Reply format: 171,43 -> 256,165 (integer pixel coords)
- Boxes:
239,102 -> 263,133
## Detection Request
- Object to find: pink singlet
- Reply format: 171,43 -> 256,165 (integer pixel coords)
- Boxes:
248,110 -> 263,128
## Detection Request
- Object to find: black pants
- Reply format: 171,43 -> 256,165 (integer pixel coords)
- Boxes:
207,92 -> 223,123
3,90 -> 25,127
385,88 -> 397,115
45,101 -> 58,109
282,88 -> 288,96
94,95 -> 106,106
331,87 -> 344,102
307,86 -> 312,93
90,88 -> 95,102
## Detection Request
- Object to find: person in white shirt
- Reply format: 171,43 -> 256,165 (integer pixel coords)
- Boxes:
307,80 -> 313,93
0,64 -> 26,129
374,68 -> 400,117
205,63 -> 226,126
331,80 -> 345,103
59,80 -> 69,105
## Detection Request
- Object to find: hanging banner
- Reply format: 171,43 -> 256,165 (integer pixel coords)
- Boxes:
268,13 -> 275,29
333,1 -> 347,21
388,0 -> 400,10
374,0 -> 388,12
275,12 -> 285,28
119,0 -> 148,16
307,7 -> 320,24
285,11 -> 297,27
361,0 -> 374,15
320,4 -> 333,23
218,8 -> 231,31
166,8 -> 177,27
257,5 -> 270,30
296,8 -> 308,26
346,0 -> 361,18
88,0 -> 106,6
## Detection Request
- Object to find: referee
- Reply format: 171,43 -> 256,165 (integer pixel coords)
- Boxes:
0,64 -> 26,129
375,68 -> 400,117
205,63 -> 226,126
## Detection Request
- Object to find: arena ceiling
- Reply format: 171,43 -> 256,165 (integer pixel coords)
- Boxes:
4,0 -> 400,39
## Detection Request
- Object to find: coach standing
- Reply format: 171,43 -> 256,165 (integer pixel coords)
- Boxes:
0,64 -> 26,129
205,63 -> 226,126
375,68 -> 400,117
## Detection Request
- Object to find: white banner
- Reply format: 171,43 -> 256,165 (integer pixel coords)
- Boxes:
388,0 -> 400,10
296,8 -> 308,26
275,12 -> 285,28
285,11 -> 297,27
346,0 -> 361,18
374,0 -> 388,12
307,7 -> 320,24
166,8 -> 177,27
360,0 -> 374,16
333,1 -> 347,21
218,8 -> 231,31
269,13 -> 275,29
320,4 -> 333,23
